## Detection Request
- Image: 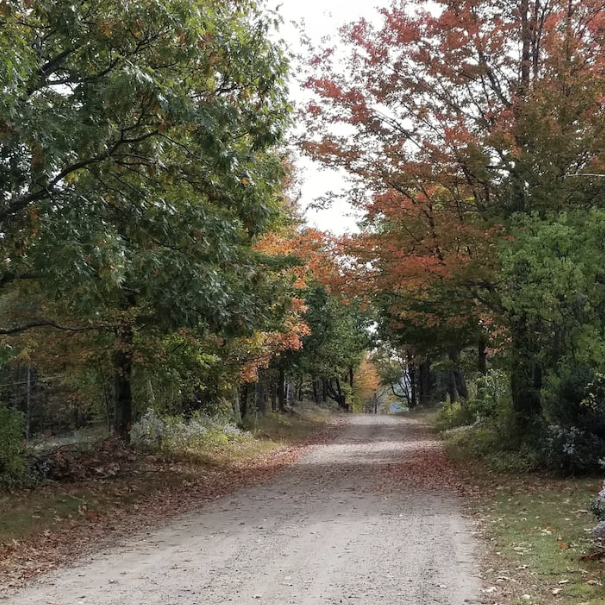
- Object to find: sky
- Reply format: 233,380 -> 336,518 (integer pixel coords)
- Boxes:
267,0 -> 388,234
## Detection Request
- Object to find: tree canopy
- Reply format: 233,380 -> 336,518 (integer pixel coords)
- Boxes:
0,0 -> 296,436
5,0 -> 605,478
300,0 -> 605,469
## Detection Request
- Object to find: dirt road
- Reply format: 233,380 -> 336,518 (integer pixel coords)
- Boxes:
3,415 -> 482,604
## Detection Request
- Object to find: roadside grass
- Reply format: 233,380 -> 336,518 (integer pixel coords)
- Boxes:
437,424 -> 605,605
0,408 -> 331,550
243,407 -> 333,442
166,409 -> 330,467
475,467 -> 605,605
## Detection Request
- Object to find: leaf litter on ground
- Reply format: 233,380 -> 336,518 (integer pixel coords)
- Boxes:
0,416 -> 339,590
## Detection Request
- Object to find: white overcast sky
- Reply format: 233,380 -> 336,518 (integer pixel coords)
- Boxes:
267,0 -> 389,234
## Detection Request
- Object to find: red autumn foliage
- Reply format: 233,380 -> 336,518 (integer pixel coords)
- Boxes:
300,0 -> 605,334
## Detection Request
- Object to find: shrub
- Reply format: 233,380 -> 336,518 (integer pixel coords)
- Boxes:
436,371 -> 511,432
590,480 -> 605,547
130,409 -> 246,453
474,370 -> 510,418
485,446 -> 540,473
441,399 -> 540,472
543,368 -> 602,427
435,401 -> 476,431
535,368 -> 605,473
0,404 -> 26,485
444,420 -> 509,457
541,424 -> 605,474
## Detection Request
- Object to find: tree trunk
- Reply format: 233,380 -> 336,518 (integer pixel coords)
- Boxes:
449,347 -> 468,401
232,386 -> 242,423
335,378 -> 345,409
25,365 -> 32,440
454,369 -> 468,400
349,366 -> 354,388
407,352 -> 417,409
312,379 -> 320,405
114,325 -> 134,441
447,369 -> 458,404
322,379 -> 328,403
326,378 -> 348,410
240,384 -> 249,419
477,336 -> 489,401
255,381 -> 266,414
419,358 -> 432,405
510,315 -> 542,427
270,381 -> 277,413
520,0 -> 531,91
277,367 -> 286,412
478,336 -> 488,376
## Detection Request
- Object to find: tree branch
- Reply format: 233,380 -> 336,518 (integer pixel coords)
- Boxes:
0,319 -> 114,335
1,129 -> 159,223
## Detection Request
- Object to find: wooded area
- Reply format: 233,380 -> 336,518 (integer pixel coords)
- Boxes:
0,0 -> 379,486
302,0 -> 605,475
2,0 -> 605,488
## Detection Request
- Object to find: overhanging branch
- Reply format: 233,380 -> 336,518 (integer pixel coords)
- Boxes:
0,319 -> 114,335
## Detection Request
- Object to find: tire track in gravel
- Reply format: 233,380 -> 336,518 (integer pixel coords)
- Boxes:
2,415 -> 483,605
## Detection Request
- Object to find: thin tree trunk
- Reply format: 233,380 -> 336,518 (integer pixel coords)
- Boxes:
520,0 -> 531,91
114,325 -> 134,441
478,337 -> 488,376
240,384 -> 249,419
278,367 -> 286,412
326,378 -> 347,409
454,369 -> 468,400
407,352 -> 417,409
255,380 -> 266,415
447,369 -> 458,404
232,386 -> 242,423
449,347 -> 468,401
312,379 -> 320,405
25,365 -> 32,441
510,315 -> 542,427
419,358 -> 432,405
477,336 -> 488,401
270,381 -> 277,413
335,378 -> 347,410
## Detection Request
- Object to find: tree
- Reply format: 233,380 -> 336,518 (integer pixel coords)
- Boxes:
285,283 -> 371,409
502,210 -> 605,420
352,353 -> 381,413
371,347 -> 417,408
0,0 -> 291,436
301,0 -> 605,428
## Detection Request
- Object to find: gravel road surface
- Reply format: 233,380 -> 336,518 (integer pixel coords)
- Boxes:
3,415 -> 482,604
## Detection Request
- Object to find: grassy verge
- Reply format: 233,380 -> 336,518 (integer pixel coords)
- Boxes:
0,407 -> 332,584
436,422 -> 605,605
